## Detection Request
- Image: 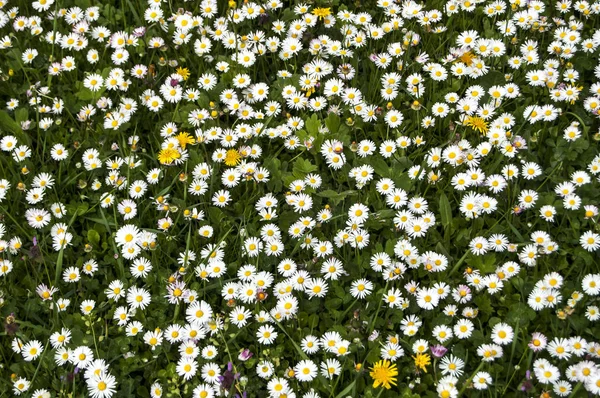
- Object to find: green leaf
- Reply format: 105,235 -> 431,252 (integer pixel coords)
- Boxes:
75,81 -> 95,101
506,302 -> 536,325
272,318 -> 309,360
296,129 -> 307,143
325,298 -> 342,310
0,110 -> 29,145
305,114 -> 320,135
474,295 -> 493,317
316,189 -> 357,205
85,216 -> 116,228
207,207 -> 224,225
136,386 -> 150,397
87,229 -> 100,246
506,219 -> 524,241
369,157 -> 390,178
124,0 -> 142,26
439,193 -> 452,228
77,202 -> 90,215
334,380 -> 356,398
479,254 -> 497,274
480,70 -> 505,89
325,112 -> 340,133
14,108 -> 28,124
292,158 -> 318,177
401,389 -> 422,398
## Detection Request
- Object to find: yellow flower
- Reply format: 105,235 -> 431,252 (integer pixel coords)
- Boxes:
458,51 -> 475,66
413,353 -> 431,373
157,148 -> 181,165
224,149 -> 242,166
464,116 -> 489,134
176,132 -> 195,149
175,67 -> 190,81
312,7 -> 331,20
369,359 -> 398,389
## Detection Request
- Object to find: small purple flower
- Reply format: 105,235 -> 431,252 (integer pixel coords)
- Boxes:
169,78 -> 180,87
21,120 -> 31,130
368,330 -> 379,341
258,12 -> 270,25
218,362 -> 240,391
520,370 -> 533,392
238,349 -> 253,361
132,27 -> 146,37
430,345 -> 448,358
30,236 -> 41,260
66,368 -> 79,383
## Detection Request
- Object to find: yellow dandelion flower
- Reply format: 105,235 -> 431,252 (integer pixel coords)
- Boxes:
413,352 -> 431,373
176,132 -> 195,149
176,67 -> 190,81
369,359 -> 398,389
458,51 -> 475,66
158,148 -> 181,165
312,7 -> 331,20
464,116 -> 489,134
224,149 -> 242,166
